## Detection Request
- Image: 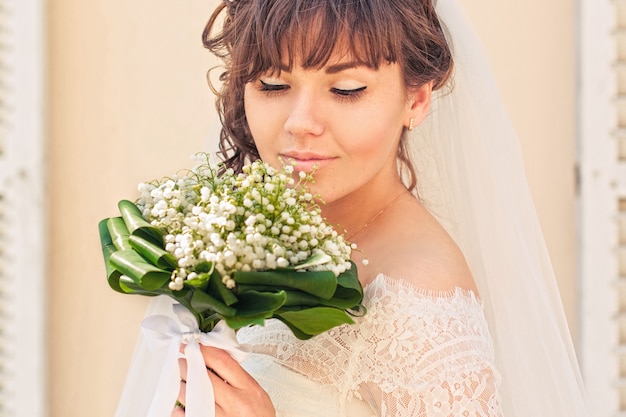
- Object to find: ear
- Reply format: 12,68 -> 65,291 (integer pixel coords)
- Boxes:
405,82 -> 433,130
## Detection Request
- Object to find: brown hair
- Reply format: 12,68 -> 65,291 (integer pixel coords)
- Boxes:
203,0 -> 453,190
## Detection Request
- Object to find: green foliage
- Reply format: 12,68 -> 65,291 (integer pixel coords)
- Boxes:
98,200 -> 364,339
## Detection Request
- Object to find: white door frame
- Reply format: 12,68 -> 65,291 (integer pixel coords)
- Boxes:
579,0 -> 620,416
0,1 -> 47,416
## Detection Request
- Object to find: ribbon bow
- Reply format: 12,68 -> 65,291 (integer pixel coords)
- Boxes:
141,304 -> 250,417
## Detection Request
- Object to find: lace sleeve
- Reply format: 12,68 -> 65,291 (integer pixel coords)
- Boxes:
238,274 -> 503,417
352,276 -> 503,417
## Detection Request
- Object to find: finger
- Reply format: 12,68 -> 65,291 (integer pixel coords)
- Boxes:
171,405 -> 185,417
200,345 -> 254,389
173,372 -> 186,417
214,402 -> 226,417
207,371 -> 234,415
214,403 -> 226,417
179,357 -> 188,381
177,354 -> 188,409
207,367 -> 232,395
177,378 -> 187,406
209,369 -> 274,417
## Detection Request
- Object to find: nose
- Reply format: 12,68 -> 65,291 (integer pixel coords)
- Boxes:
283,90 -> 325,138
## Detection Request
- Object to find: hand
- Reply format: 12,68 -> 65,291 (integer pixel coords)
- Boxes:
172,345 -> 275,417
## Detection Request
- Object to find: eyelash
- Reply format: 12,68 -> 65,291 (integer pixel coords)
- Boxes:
331,86 -> 367,102
258,80 -> 367,101
259,80 -> 288,96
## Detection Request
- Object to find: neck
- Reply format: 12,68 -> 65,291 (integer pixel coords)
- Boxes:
321,180 -> 409,240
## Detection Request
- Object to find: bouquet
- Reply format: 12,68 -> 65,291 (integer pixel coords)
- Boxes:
98,154 -> 364,416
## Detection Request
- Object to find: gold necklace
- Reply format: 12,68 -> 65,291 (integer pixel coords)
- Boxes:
346,191 -> 406,241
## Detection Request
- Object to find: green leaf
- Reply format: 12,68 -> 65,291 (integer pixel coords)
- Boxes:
236,284 -> 281,293
107,270 -> 125,294
275,307 -> 354,339
118,275 -> 165,296
118,200 -> 163,245
190,289 -> 236,317
275,318 -> 314,340
223,312 -> 272,329
194,261 -> 214,273
319,287 -> 363,309
198,313 -> 221,333
293,253 -> 332,270
336,264 -> 361,292
235,290 -> 287,316
107,217 -> 132,251
208,271 -> 238,306
186,272 -> 211,290
320,263 -> 364,309
233,269 -> 337,299
220,290 -> 287,329
109,249 -> 171,290
98,219 -> 125,293
282,291 -> 322,306
128,234 -> 177,269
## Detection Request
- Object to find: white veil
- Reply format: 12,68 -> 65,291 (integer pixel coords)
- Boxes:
114,0 -> 589,415
412,1 -> 589,415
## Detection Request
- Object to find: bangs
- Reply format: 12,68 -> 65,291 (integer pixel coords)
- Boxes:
203,0 -> 453,173
246,0 -> 401,77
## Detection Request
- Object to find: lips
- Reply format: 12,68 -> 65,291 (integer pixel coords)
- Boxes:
279,152 -> 336,172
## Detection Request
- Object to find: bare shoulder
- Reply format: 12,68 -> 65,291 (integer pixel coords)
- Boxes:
355,195 -> 478,294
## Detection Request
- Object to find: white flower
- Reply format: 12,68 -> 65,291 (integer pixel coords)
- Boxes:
142,155 -> 353,292
224,251 -> 237,268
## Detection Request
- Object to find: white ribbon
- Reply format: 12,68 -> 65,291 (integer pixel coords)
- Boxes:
141,304 -> 250,417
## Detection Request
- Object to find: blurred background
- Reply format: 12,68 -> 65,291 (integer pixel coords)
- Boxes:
0,0 -> 618,415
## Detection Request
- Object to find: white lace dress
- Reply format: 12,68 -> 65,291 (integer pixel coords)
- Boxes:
237,274 -> 503,417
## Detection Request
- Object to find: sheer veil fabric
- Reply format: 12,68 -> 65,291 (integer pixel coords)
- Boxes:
114,0 -> 589,415
413,1 -> 589,415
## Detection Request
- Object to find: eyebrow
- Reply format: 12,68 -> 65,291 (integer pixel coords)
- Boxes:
324,61 -> 366,74
271,60 -> 369,75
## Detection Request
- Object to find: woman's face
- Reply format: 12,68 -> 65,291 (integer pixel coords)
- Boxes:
244,56 -> 427,204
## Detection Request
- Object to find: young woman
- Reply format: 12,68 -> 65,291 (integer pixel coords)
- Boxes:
117,0 -> 589,416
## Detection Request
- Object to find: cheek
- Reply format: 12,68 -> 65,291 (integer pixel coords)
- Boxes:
244,92 -> 279,159
337,107 -> 404,158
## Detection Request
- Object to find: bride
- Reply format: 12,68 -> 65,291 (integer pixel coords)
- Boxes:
116,0 -> 589,416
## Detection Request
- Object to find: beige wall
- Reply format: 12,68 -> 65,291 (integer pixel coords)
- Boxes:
47,1 -> 218,415
457,0 -> 578,334
47,1 -> 578,416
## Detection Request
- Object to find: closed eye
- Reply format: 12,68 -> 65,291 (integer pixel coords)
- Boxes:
332,86 -> 367,101
259,79 -> 289,93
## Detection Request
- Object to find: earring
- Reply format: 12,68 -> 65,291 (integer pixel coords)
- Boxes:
408,118 -> 414,132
